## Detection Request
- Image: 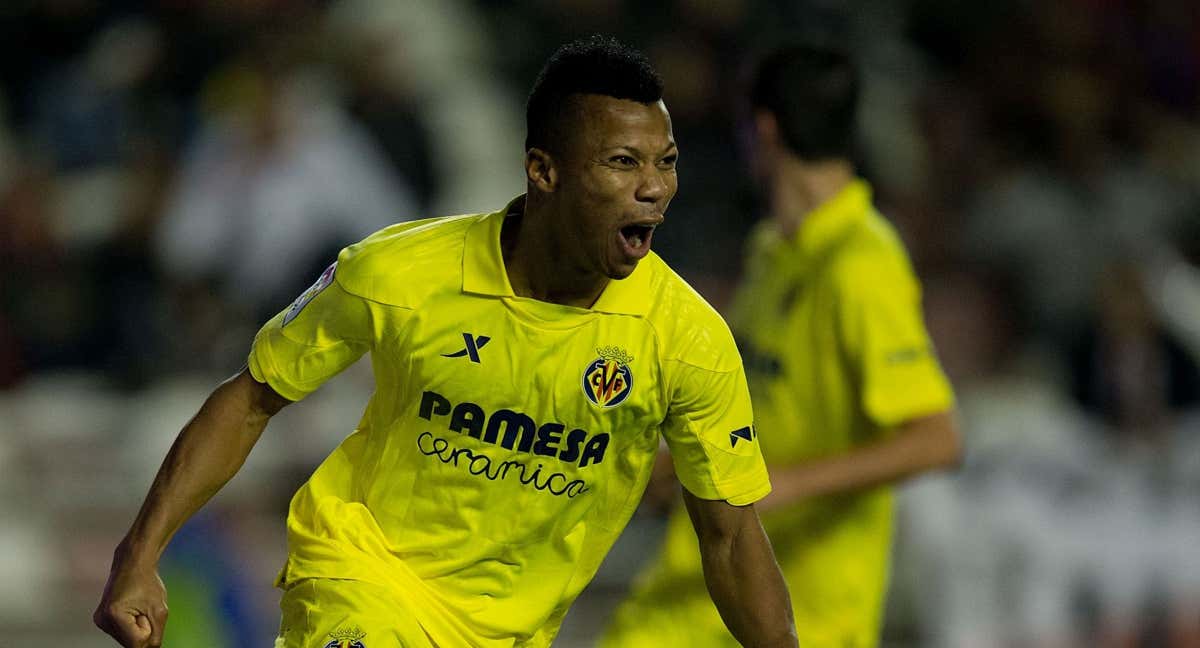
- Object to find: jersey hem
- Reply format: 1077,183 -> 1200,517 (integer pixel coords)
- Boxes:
248,347 -> 313,402
865,392 -> 955,429
720,474 -> 772,506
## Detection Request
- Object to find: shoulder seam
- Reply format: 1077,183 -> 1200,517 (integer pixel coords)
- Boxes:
661,356 -> 739,374
275,332 -> 369,351
332,214 -> 475,308
333,274 -> 421,310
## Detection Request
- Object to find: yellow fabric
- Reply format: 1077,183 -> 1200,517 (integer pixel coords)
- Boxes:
248,198 -> 770,647
603,180 -> 954,648
277,578 -> 434,647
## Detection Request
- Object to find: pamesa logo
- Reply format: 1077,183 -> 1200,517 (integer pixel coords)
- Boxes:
583,346 -> 634,408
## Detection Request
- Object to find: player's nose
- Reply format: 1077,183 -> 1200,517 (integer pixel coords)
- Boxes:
635,167 -> 670,203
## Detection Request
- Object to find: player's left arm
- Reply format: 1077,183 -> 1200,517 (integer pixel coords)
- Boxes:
685,490 -> 798,648
756,408 -> 960,510
658,300 -> 796,643
759,244 -> 962,510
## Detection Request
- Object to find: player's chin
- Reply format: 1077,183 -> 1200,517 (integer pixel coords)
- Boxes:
605,245 -> 648,279
604,255 -> 641,279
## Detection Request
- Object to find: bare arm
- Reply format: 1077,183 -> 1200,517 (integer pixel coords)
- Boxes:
683,489 -> 798,648
94,367 -> 291,648
757,409 -> 961,512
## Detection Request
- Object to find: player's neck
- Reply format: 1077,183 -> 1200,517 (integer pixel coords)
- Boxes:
770,157 -> 854,238
502,204 -> 607,309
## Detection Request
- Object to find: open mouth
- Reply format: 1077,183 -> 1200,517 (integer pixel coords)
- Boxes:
619,223 -> 655,250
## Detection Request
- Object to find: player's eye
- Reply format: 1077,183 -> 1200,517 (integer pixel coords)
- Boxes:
610,155 -> 637,167
658,154 -> 678,169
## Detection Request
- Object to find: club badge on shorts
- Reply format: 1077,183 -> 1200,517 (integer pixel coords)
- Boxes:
323,626 -> 366,648
583,345 -> 634,408
282,262 -> 337,327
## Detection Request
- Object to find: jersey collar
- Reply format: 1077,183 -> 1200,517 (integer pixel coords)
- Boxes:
795,178 -> 873,256
461,197 -> 517,297
461,195 -> 651,316
590,259 -> 652,316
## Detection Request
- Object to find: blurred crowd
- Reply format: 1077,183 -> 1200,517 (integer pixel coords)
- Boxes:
2,1 -> 1199,646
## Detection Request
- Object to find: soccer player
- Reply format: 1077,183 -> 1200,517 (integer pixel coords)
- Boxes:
602,44 -> 962,648
93,36 -> 797,648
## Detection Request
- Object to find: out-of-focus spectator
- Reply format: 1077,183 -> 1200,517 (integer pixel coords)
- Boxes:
0,164 -> 83,379
155,513 -> 265,647
1070,259 -> 1200,438
1144,222 -> 1200,369
903,264 -> 1200,647
903,267 -> 1102,647
156,32 -> 418,329
1,16 -> 179,387
326,0 -> 524,215
29,17 -> 164,173
329,8 -> 440,211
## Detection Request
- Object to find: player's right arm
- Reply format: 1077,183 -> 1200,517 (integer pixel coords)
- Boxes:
94,368 -> 291,648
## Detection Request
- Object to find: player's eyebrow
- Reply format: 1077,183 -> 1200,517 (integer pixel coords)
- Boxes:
604,143 -> 678,159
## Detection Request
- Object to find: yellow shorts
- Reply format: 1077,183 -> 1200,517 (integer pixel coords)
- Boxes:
275,578 -> 435,648
600,587 -> 737,648
600,565 -> 884,648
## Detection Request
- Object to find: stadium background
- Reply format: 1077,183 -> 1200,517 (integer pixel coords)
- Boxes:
2,0 -> 1200,646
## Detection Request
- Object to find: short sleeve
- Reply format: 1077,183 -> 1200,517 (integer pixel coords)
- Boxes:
837,254 -> 955,427
661,360 -> 771,506
247,262 -> 373,401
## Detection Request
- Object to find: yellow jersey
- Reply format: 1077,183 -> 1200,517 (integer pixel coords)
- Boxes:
247,198 -> 770,647
606,180 -> 954,647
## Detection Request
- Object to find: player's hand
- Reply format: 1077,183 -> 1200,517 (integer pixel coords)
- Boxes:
94,546 -> 168,648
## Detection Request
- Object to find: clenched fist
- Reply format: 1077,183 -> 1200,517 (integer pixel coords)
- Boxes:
94,544 -> 169,648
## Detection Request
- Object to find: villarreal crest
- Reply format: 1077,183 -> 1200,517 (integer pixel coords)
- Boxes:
583,346 -> 634,408
324,626 -> 367,648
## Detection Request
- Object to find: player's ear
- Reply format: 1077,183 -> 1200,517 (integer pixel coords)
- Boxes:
525,148 -> 558,193
754,110 -> 781,149
752,109 -> 789,172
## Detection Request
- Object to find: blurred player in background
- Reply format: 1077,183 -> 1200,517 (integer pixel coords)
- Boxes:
603,43 -> 962,648
93,35 -> 797,648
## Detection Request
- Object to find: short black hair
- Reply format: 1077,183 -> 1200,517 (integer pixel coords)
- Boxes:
748,44 -> 858,161
526,35 -> 663,153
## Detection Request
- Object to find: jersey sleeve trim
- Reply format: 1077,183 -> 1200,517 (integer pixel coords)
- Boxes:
669,406 -> 773,506
674,417 -> 773,505
247,279 -> 379,402
247,342 -> 309,402
722,479 -> 772,507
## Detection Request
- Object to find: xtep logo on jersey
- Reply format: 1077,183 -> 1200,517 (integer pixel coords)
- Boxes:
441,333 -> 491,363
729,425 -> 757,448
